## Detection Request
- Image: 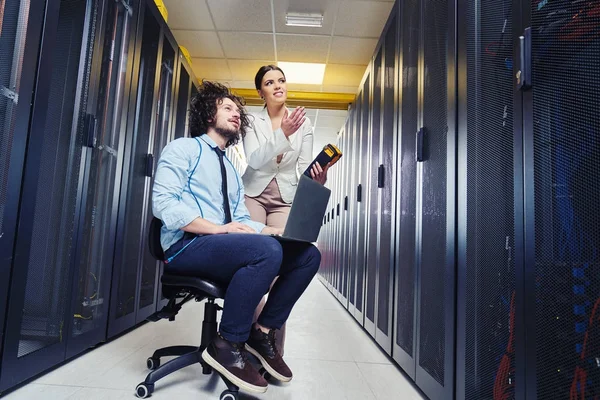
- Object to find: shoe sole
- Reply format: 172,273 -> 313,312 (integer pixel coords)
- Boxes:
245,344 -> 293,383
201,349 -> 268,393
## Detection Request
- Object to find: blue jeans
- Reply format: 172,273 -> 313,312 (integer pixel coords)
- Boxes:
164,233 -> 321,342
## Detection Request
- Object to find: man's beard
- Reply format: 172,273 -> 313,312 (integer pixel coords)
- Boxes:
214,124 -> 240,143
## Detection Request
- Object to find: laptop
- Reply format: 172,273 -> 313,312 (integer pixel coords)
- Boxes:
271,174 -> 331,243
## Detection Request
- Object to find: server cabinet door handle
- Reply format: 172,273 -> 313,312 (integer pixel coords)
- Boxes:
357,184 -> 362,202
416,128 -> 425,162
337,203 -> 340,216
518,27 -> 532,91
84,114 -> 97,148
344,196 -> 349,210
145,154 -> 154,177
378,164 -> 385,188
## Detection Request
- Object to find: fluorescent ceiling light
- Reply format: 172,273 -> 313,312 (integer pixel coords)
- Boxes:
285,12 -> 323,28
278,62 -> 326,85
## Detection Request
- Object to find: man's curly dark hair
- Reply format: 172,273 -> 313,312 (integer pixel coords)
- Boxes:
188,80 -> 251,147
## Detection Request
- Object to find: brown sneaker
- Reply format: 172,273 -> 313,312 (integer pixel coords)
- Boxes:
245,326 -> 293,382
201,334 -> 268,393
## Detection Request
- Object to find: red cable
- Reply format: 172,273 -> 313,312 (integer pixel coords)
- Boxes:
494,291 -> 516,400
570,297 -> 600,400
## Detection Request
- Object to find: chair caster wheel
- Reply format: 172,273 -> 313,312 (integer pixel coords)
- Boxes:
259,368 -> 271,380
220,389 -> 238,400
146,357 -> 160,370
135,382 -> 154,398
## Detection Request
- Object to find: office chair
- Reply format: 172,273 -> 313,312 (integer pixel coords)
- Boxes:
135,217 -> 267,400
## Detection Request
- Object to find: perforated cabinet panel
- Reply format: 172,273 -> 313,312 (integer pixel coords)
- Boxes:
396,0 -> 419,357
531,2 -> 600,398
464,0 -> 515,398
418,0 -> 449,385
366,50 -> 383,325
355,77 -> 370,315
18,0 -> 87,358
378,15 -> 397,337
0,0 -> 30,234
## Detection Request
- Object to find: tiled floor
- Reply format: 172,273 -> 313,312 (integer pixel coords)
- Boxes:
3,278 -> 425,400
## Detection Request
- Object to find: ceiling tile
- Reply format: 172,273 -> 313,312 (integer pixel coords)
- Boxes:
163,0 -> 214,30
276,34 -> 330,63
328,36 -> 377,65
172,30 -> 224,58
323,63 -> 366,86
334,1 -> 394,38
207,0 -> 273,32
220,32 -> 275,60
273,0 -> 338,35
229,59 -> 276,82
191,58 -> 232,80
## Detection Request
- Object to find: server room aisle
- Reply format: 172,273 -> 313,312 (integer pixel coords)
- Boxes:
3,278 -> 424,400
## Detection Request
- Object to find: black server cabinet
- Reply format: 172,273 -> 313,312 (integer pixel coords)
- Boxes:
108,2 -> 163,339
172,55 -> 192,139
351,75 -> 371,325
456,0 -> 519,397
348,93 -> 361,317
66,0 -> 138,358
0,0 -> 138,390
375,10 -> 399,356
393,0 -> 420,379
108,4 -> 182,336
332,137 -> 342,299
414,0 -> 457,396
0,0 -> 47,361
153,33 -> 178,312
338,124 -> 350,308
339,116 -> 351,307
524,2 -> 600,399
365,48 -> 383,338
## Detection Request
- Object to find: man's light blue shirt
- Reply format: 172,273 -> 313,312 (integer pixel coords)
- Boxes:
152,135 -> 265,252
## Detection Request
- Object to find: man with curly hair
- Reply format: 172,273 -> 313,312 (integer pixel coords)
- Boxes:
152,81 -> 321,394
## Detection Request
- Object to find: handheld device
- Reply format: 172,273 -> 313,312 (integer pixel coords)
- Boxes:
303,144 -> 343,178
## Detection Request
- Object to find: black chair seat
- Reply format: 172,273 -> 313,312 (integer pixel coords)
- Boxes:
161,274 -> 226,299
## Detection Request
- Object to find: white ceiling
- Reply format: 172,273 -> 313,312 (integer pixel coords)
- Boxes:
162,0 -> 393,158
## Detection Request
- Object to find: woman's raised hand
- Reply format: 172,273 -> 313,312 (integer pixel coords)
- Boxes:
281,107 -> 306,137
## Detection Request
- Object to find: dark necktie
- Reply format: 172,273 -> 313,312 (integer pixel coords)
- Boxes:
214,147 -> 232,224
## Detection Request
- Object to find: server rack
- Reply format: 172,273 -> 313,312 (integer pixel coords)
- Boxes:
375,8 -> 399,356
0,0 -> 139,389
172,52 -> 193,140
365,45 -> 382,338
0,0 -> 48,368
0,0 -> 200,392
524,1 -> 600,399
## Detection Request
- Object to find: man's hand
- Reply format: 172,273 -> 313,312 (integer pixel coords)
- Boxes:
261,226 -> 284,236
281,107 -> 306,137
310,161 -> 330,185
219,222 -> 256,234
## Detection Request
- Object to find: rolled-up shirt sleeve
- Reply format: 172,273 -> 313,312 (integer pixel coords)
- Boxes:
152,141 -> 200,230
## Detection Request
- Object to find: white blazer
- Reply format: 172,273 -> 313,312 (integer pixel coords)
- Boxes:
242,107 -> 313,204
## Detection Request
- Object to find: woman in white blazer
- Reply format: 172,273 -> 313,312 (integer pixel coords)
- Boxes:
244,65 -> 329,357
242,65 -> 329,229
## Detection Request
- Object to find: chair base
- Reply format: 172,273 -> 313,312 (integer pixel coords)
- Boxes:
135,298 -> 242,400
